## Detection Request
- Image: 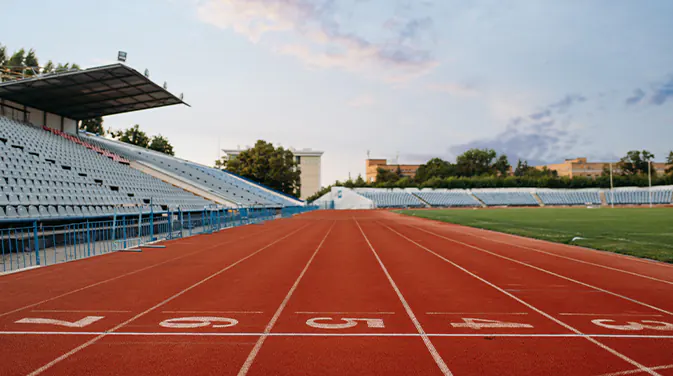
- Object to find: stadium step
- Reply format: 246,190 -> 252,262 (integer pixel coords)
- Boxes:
532,192 -> 545,207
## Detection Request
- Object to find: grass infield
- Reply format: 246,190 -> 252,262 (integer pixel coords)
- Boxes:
397,207 -> 673,263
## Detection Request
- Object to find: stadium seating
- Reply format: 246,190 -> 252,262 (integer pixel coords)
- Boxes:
413,190 -> 480,207
0,116 -> 211,220
356,190 -> 425,208
536,189 -> 602,206
471,190 -> 538,206
604,188 -> 673,205
81,134 -> 302,207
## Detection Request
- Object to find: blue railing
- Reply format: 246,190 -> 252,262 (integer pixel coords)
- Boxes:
0,205 -> 318,274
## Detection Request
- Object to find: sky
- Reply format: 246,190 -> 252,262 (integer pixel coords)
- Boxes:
2,0 -> 673,186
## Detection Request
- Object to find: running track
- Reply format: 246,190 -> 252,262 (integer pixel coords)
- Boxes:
1,210 -> 673,375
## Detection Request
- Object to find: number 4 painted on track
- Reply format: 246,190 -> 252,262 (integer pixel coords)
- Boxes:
450,318 -> 534,330
15,316 -> 104,328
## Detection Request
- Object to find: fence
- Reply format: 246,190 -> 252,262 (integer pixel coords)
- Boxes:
0,205 -> 317,274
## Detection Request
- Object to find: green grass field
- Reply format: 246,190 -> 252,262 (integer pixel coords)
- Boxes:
397,207 -> 673,263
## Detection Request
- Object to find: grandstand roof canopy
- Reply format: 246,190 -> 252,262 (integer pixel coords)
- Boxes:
0,64 -> 188,120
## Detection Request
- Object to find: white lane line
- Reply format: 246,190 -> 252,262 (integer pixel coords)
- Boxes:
3,331 -> 673,339
459,229 -> 673,286
237,222 -> 335,376
411,225 -> 673,317
31,310 -> 132,313
559,313 -> 664,317
161,311 -> 264,314
382,223 -> 662,376
426,312 -> 528,315
294,311 -> 396,315
26,223 -> 312,376
356,219 -> 453,376
0,223 -> 288,318
599,364 -> 673,376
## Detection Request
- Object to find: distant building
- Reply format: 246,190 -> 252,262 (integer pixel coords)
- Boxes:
536,157 -> 667,178
222,147 -> 323,200
366,159 -> 421,183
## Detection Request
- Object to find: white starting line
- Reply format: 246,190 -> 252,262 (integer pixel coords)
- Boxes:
1,331 -> 673,339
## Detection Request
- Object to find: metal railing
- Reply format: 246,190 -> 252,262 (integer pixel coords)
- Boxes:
0,205 -> 318,274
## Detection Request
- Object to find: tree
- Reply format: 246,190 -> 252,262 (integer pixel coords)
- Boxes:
79,117 -> 105,135
23,49 -> 39,76
415,158 -> 454,182
148,135 -> 175,156
354,174 -> 366,187
111,124 -> 150,147
6,49 -> 25,79
42,60 -> 55,74
219,140 -> 301,197
493,155 -> 510,176
617,150 -> 654,176
375,167 -> 400,183
455,148 -> 508,177
666,151 -> 673,175
0,44 -> 6,67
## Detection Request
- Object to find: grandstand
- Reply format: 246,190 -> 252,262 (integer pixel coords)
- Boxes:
414,189 -> 480,207
355,188 -> 426,208
605,187 -> 673,205
82,134 -> 303,208
312,186 -> 673,209
536,189 -> 602,206
0,116 -> 211,219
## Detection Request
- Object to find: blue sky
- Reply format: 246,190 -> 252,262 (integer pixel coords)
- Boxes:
2,0 -> 673,185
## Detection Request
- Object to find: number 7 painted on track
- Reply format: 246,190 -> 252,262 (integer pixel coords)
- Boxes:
15,316 -> 104,328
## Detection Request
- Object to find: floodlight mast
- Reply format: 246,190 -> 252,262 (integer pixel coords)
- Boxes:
609,162 -> 614,209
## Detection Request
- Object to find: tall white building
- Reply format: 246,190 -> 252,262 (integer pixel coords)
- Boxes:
222,147 -> 323,200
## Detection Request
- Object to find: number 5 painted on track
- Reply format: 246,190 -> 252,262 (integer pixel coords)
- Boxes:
306,317 -> 385,329
160,317 -> 239,329
450,318 -> 534,330
591,319 -> 673,331
15,316 -> 104,328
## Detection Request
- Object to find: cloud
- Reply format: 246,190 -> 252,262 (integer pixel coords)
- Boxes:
650,76 -> 673,105
625,88 -> 645,105
427,82 -> 478,97
347,94 -> 376,107
448,94 -> 590,165
623,75 -> 673,106
196,0 -> 438,81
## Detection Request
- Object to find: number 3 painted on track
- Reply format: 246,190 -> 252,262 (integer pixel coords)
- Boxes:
160,317 -> 239,329
591,319 -> 673,331
306,317 -> 385,329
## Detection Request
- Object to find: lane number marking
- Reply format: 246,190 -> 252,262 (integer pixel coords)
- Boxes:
306,317 -> 385,329
592,319 -> 673,331
160,317 -> 239,329
450,318 -> 534,330
15,316 -> 104,328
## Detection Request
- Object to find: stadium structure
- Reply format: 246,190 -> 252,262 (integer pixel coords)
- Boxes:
0,63 -> 310,273
313,186 -> 673,210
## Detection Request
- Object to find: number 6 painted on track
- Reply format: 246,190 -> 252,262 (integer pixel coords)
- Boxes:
160,317 -> 239,329
591,319 -> 673,331
306,317 -> 385,329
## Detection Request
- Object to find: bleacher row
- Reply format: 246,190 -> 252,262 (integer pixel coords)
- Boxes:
0,116 -> 302,221
353,188 -> 673,208
81,134 -> 302,208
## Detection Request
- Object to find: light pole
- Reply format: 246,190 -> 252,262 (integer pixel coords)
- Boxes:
648,160 -> 653,208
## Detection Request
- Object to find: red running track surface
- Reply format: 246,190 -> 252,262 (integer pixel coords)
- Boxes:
1,210 -> 672,376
